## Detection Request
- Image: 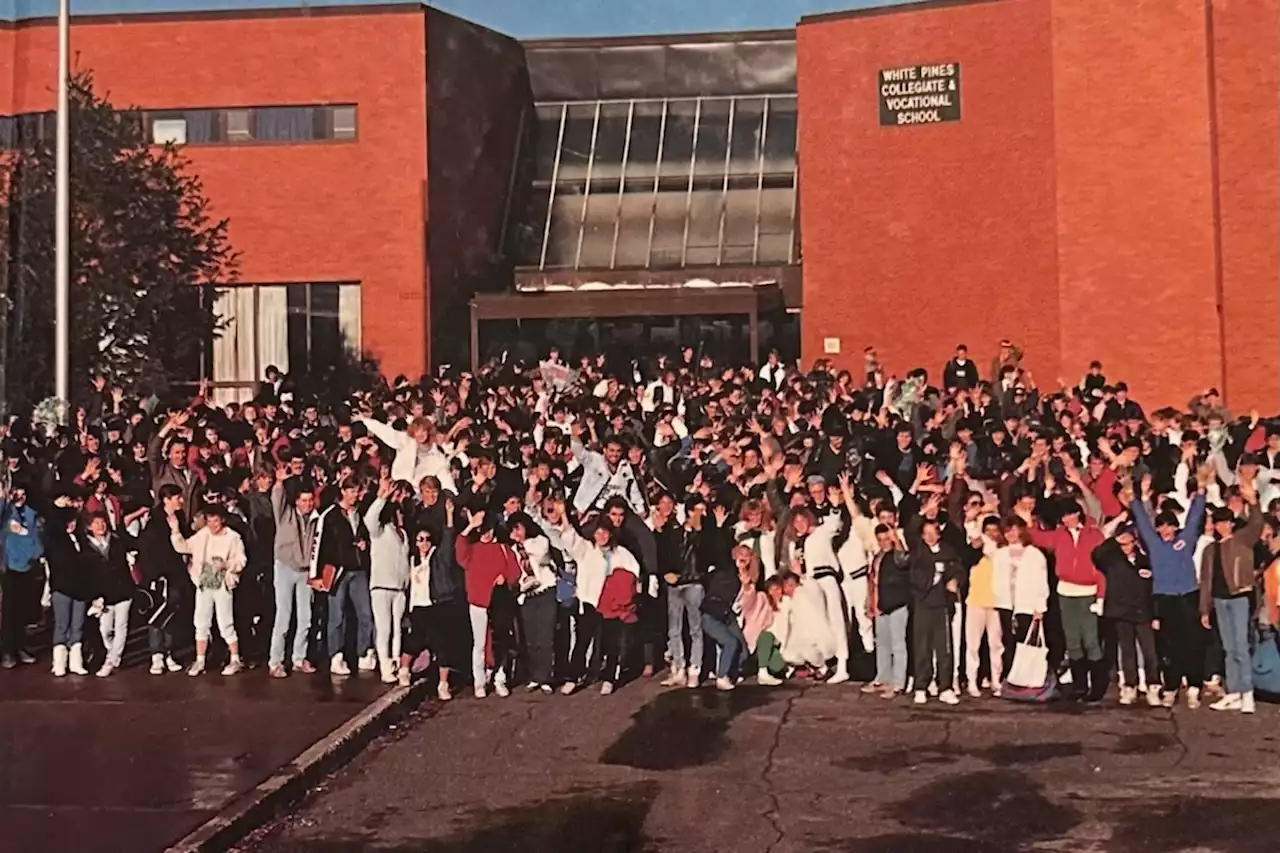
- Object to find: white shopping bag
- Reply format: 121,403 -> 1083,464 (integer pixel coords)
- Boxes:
1007,619 -> 1049,689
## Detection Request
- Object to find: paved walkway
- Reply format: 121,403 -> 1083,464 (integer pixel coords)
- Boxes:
241,680 -> 1280,853
0,664 -> 394,853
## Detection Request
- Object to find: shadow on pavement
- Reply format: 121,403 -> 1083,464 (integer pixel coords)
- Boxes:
258,782 -> 661,853
599,687 -> 781,771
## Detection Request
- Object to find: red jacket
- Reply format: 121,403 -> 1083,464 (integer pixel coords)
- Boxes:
455,536 -> 521,609
1085,469 -> 1121,519
1031,524 -> 1107,597
597,569 -> 639,623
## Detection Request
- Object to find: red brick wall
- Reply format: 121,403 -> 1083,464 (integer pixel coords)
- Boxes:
1052,0 -> 1220,409
0,26 -> 14,115
797,0 -> 1061,388
1211,0 -> 1280,412
8,9 -> 429,379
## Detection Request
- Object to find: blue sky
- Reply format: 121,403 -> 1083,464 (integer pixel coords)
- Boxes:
3,0 -> 914,37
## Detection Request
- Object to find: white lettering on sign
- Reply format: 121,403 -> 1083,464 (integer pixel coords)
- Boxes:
878,62 -> 962,127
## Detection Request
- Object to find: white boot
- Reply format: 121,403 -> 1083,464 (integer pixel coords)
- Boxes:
1119,686 -> 1136,706
1242,691 -> 1256,714
379,659 -> 397,685
150,654 -> 166,676
1146,685 -> 1163,708
330,653 -> 351,676
1186,687 -> 1202,710
68,644 -> 89,676
51,645 -> 68,677
827,659 -> 850,685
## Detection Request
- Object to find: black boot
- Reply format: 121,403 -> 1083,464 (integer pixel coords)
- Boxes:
1086,659 -> 1110,703
1069,659 -> 1089,701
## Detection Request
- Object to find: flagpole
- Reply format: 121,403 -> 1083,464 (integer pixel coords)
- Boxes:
54,0 -> 70,406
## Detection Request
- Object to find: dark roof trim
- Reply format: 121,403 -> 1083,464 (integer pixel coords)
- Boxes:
1,1 -> 420,29
522,28 -> 794,51
800,0 -> 1008,27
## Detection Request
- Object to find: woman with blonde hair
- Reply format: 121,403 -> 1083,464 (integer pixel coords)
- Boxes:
700,541 -> 756,691
734,498 -> 776,580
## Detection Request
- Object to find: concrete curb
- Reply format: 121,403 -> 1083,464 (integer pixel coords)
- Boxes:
164,679 -> 432,853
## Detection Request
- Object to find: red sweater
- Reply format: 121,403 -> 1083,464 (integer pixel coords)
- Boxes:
1031,524 -> 1107,597
455,536 -> 521,608
1085,468 -> 1121,519
597,569 -> 639,623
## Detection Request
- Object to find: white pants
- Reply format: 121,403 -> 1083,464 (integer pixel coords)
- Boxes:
950,601 -> 965,686
964,604 -> 1004,687
371,588 -> 406,669
814,573 -> 849,662
98,601 -> 132,667
469,604 -> 490,686
194,587 -> 237,644
842,574 -> 875,653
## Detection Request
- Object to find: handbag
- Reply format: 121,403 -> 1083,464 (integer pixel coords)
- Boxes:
1003,619 -> 1059,703
1252,625 -> 1280,696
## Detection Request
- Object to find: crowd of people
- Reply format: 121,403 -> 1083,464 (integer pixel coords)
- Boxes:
1,341 -> 1277,715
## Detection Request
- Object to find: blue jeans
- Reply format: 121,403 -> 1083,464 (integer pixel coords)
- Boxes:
327,570 -> 374,661
1214,596 -> 1252,694
701,613 -> 745,679
51,592 -> 86,647
271,561 -> 314,667
875,607 -> 910,690
667,583 -> 704,671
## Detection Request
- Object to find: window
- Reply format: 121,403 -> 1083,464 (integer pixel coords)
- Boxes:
151,118 -> 188,145
331,106 -> 357,140
225,109 -> 252,142
514,94 -> 798,272
209,283 -> 360,403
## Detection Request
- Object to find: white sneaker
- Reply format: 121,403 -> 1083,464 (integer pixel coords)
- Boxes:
686,668 -> 701,689
330,654 -> 351,677
150,654 -> 165,676
68,644 -> 88,676
437,681 -> 452,701
660,667 -> 685,687
1210,693 -> 1242,711
827,664 -> 850,685
939,689 -> 960,705
494,681 -> 511,698
222,659 -> 244,676
927,681 -> 940,697
1147,686 -> 1164,707
1161,690 -> 1177,708
913,690 -> 927,704
1119,686 -> 1136,706
560,682 -> 576,695
600,682 -> 615,696
358,650 -> 378,672
967,685 -> 982,699
715,676 -> 736,692
95,662 -> 115,678
758,671 -> 783,686
1186,687 -> 1202,710
188,659 -> 206,677
165,655 -> 183,673
1242,691 -> 1256,714
51,646 -> 68,677
474,685 -> 487,699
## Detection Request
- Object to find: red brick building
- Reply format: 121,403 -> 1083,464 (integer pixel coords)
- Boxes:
798,0 -> 1280,410
3,0 -> 1278,409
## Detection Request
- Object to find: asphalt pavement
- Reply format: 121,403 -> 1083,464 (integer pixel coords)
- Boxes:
0,664 -> 394,853
239,680 -> 1280,853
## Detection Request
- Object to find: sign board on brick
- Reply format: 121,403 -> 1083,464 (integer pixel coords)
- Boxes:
823,337 -> 841,354
878,63 -> 961,127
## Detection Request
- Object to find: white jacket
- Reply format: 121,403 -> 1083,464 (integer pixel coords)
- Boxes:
364,497 -> 410,591
361,418 -> 457,493
183,526 -> 246,590
992,545 -> 1050,615
514,535 -> 558,602
557,523 -> 640,610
